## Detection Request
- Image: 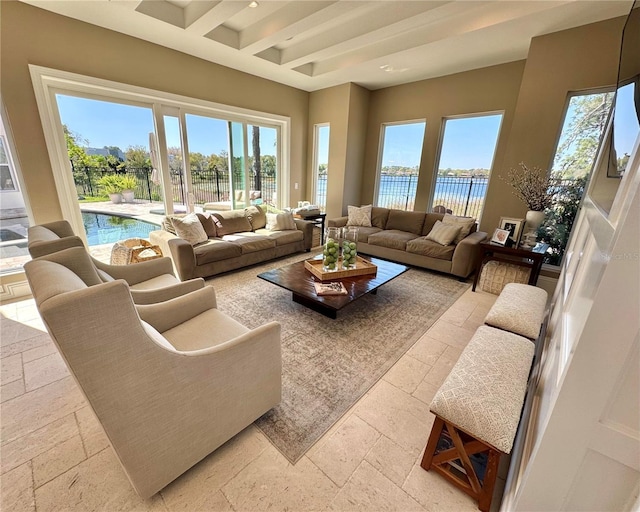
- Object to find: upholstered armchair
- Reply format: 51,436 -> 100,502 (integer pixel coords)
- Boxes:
27,221 -> 202,304
24,256 -> 282,499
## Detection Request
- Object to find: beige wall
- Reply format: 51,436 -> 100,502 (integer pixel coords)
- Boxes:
307,83 -> 370,219
361,61 -> 526,232
0,1 -> 309,224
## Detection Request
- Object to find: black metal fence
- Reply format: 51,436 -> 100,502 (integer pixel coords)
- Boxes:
74,166 -> 277,206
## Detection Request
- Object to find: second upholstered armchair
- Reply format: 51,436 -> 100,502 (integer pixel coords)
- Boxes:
27,220 -> 203,304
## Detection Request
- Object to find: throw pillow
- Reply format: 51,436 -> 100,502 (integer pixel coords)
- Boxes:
245,205 -> 267,230
347,205 -> 372,227
171,213 -> 208,245
442,213 -> 476,244
266,212 -> 297,231
426,220 -> 462,246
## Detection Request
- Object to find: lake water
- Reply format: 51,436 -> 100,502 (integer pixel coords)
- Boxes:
316,175 -> 489,205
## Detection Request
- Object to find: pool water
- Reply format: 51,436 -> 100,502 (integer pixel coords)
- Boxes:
82,212 -> 158,246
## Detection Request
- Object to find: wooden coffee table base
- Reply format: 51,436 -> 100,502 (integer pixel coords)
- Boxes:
258,256 -> 407,319
292,289 -> 378,319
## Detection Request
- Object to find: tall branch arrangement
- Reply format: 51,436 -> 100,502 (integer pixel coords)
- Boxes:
501,162 -> 556,211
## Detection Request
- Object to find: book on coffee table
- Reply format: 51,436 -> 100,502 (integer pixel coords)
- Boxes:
313,281 -> 348,296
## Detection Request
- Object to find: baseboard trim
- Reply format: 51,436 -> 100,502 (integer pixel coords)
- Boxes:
0,279 -> 32,304
536,274 -> 558,296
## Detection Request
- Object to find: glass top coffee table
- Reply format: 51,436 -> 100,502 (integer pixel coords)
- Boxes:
257,255 -> 409,319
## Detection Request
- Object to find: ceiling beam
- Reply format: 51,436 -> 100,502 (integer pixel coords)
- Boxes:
184,0 -> 248,36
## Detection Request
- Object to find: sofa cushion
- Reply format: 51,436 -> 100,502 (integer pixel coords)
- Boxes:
442,214 -> 477,244
371,207 -> 390,229
172,213 -> 208,245
245,205 -> 267,230
367,230 -> 419,251
352,226 -> 382,243
386,210 -> 425,235
426,220 -> 462,246
406,237 -> 456,260
221,233 -> 276,254
193,240 -> 242,266
196,213 -> 217,238
255,228 -> 304,246
212,210 -> 253,236
266,212 -> 297,231
422,213 -> 445,236
347,205 -> 372,227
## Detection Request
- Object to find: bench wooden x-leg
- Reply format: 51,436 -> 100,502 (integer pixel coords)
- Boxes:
421,416 -> 503,512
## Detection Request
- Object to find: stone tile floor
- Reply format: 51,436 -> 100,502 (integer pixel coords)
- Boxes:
0,280 -> 502,512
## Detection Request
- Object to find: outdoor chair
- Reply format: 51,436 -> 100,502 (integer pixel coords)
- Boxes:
432,205 -> 453,214
23,255 -> 282,499
27,220 -> 202,304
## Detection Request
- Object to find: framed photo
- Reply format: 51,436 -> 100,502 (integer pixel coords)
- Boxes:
499,217 -> 525,245
491,228 -> 511,246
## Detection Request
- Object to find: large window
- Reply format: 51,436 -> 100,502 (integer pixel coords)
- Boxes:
432,113 -> 503,219
541,90 -> 614,265
376,121 -> 426,210
30,65 -> 290,248
312,124 -> 329,211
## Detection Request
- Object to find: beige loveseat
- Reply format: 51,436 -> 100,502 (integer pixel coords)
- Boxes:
328,207 -> 487,278
150,206 -> 314,281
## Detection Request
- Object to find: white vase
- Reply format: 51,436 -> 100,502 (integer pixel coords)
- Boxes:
109,193 -> 122,204
122,190 -> 135,203
522,210 -> 545,247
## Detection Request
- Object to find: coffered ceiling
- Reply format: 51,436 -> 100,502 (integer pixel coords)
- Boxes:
22,0 -> 631,91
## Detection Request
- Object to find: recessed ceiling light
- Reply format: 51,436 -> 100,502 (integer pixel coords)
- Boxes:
380,64 -> 409,73
249,1 -> 259,8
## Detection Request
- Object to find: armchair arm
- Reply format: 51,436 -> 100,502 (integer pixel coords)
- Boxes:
294,219 -> 314,250
92,256 -> 175,285
328,216 -> 348,228
136,286 -> 218,333
130,278 -> 205,305
28,236 -> 85,259
451,231 -> 488,278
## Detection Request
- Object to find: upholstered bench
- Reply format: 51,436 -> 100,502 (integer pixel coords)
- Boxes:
420,325 -> 534,511
484,283 -> 548,339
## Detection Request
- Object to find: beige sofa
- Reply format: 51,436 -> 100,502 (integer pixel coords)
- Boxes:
150,206 -> 314,281
328,207 -> 487,278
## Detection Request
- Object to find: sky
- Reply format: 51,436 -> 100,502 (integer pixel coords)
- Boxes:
55,94 -> 277,156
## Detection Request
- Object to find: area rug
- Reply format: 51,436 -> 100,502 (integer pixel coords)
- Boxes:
208,253 -> 470,463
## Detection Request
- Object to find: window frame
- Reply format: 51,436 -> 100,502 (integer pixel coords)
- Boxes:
430,111 -> 504,222
29,65 -> 291,241
374,119 -> 426,210
311,123 -> 330,211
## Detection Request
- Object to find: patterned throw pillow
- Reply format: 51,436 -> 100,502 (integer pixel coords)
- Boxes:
266,212 -> 297,231
442,213 -> 476,244
426,220 -> 462,246
171,213 -> 208,245
347,205 -> 372,227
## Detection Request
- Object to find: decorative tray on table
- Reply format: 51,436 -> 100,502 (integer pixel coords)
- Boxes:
304,256 -> 377,281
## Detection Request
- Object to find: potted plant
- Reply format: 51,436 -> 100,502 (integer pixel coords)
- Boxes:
97,174 -> 123,204
501,162 -> 557,246
118,175 -> 137,203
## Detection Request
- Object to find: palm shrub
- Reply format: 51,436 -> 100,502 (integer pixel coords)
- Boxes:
119,175 -> 137,191
97,174 -> 123,195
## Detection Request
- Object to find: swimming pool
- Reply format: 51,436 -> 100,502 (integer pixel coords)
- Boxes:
82,212 -> 158,246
